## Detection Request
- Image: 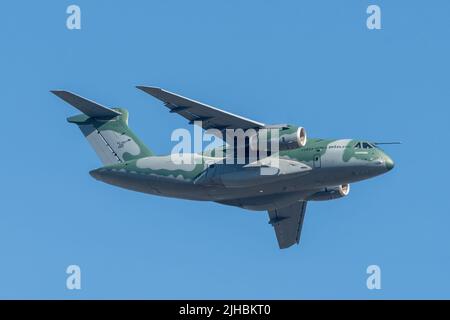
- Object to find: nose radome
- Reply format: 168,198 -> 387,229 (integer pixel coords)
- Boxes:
384,155 -> 395,171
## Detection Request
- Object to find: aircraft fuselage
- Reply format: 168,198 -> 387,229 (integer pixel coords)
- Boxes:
90,138 -> 394,211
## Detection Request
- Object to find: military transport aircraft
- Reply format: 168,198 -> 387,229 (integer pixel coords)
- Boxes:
51,87 -> 395,249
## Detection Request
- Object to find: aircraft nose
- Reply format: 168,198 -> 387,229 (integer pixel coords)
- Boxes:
384,154 -> 395,171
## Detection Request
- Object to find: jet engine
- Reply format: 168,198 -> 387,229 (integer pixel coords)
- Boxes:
279,126 -> 307,150
307,184 -> 350,201
250,125 -> 307,152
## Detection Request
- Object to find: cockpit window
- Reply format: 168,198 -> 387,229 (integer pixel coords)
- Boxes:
354,142 -> 375,149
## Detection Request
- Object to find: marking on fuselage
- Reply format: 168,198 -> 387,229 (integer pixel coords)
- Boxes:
117,139 -> 132,148
320,139 -> 352,165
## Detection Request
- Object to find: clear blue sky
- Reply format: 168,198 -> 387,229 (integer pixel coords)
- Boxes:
1,0 -> 449,299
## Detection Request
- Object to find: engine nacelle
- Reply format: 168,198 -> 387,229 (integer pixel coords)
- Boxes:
250,125 -> 307,152
307,184 -> 350,201
279,126 -> 307,150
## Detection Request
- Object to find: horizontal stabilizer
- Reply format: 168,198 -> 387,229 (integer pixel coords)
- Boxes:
51,90 -> 121,118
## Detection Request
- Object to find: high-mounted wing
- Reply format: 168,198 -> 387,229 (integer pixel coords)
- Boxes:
268,201 -> 308,249
136,86 -> 265,131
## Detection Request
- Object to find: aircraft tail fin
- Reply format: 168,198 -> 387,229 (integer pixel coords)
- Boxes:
52,90 -> 153,165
